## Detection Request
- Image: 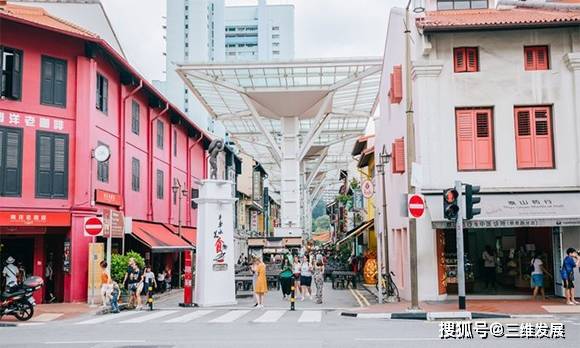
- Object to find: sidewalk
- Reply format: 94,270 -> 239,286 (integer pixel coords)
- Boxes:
345,297 -> 580,318
0,302 -> 95,323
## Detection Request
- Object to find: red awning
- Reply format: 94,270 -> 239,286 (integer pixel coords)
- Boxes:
131,221 -> 193,253
164,224 -> 197,247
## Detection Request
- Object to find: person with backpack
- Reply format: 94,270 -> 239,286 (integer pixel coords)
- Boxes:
529,250 -> 552,301
561,248 -> 580,305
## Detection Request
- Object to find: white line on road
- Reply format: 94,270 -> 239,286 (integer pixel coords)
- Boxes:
298,310 -> 322,323
164,310 -> 215,323
45,340 -> 146,345
355,338 -> 440,342
120,310 -> 178,323
349,288 -> 364,307
31,313 -> 64,322
209,310 -> 251,323
76,311 -> 138,325
253,310 -> 286,323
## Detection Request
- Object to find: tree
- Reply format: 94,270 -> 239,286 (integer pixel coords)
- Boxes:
311,200 -> 326,220
315,215 -> 331,232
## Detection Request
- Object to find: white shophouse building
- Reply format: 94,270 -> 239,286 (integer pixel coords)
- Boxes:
376,0 -> 580,301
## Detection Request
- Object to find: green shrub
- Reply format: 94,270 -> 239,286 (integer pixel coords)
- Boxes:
110,251 -> 145,285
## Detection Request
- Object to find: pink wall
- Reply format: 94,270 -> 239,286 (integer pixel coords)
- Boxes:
0,20 -> 208,302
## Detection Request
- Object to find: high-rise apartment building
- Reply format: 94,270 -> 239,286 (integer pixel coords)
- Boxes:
163,0 -> 295,133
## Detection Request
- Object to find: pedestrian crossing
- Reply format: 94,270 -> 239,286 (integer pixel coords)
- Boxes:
69,309 -> 328,326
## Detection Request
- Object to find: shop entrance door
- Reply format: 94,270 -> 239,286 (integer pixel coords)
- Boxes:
552,227 -> 563,298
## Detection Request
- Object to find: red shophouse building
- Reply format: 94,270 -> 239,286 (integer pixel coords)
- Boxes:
0,3 -> 210,303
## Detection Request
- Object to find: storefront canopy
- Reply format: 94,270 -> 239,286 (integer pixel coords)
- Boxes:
336,219 -> 374,247
426,191 -> 580,229
164,224 -> 197,247
131,221 -> 193,253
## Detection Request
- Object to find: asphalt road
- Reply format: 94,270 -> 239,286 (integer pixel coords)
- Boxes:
0,285 -> 578,347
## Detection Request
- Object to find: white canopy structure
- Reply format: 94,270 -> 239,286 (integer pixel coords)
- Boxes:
176,58 -> 382,237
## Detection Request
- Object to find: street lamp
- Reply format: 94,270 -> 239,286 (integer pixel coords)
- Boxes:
172,178 -> 187,288
375,146 -> 391,304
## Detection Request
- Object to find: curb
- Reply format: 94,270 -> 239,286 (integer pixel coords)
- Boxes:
341,311 -> 519,320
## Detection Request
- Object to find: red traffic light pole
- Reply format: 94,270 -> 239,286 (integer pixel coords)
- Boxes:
454,180 -> 467,310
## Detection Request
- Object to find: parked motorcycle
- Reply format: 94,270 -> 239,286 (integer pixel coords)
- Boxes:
0,276 -> 44,321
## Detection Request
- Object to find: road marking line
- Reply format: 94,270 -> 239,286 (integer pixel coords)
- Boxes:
164,310 -> 215,323
209,310 -> 251,323
355,338 -> 439,342
45,340 -> 146,345
120,310 -> 178,323
253,310 -> 286,323
76,311 -> 138,325
31,313 -> 64,322
349,288 -> 364,307
355,289 -> 370,307
298,310 -> 322,323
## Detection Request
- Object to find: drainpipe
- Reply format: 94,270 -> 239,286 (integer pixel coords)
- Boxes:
147,102 -> 169,221
120,80 -> 143,213
186,133 -> 204,226
169,124 -> 173,224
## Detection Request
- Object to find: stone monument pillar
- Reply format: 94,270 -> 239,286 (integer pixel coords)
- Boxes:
193,179 -> 237,307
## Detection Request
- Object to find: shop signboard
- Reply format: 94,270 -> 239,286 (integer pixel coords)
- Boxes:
252,170 -> 262,203
110,210 -> 124,238
353,189 -> 364,211
361,179 -> 374,198
0,211 -> 71,226
251,211 -> 258,231
95,189 -> 122,207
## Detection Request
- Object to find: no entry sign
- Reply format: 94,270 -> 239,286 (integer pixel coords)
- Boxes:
84,217 -> 103,237
408,194 -> 425,219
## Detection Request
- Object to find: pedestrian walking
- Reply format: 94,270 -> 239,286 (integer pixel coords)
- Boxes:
123,258 -> 141,309
254,257 -> 268,308
482,245 -> 496,291
530,250 -> 552,301
279,255 -> 293,299
313,258 -> 325,304
561,248 -> 580,305
109,281 -> 120,313
157,269 -> 166,293
300,255 -> 313,301
292,255 -> 301,298
99,260 -> 111,307
44,255 -> 56,303
251,257 -> 259,307
2,256 -> 19,292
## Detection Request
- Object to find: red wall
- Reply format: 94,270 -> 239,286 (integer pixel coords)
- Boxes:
0,20 -> 207,302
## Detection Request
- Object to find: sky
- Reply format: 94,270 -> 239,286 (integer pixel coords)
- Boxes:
100,0 -> 403,82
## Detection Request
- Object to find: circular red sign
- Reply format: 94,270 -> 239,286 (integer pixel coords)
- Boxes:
408,194 -> 425,218
84,217 -> 103,236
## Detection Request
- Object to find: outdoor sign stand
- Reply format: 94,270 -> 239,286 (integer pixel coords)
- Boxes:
179,250 -> 194,307
192,179 -> 238,307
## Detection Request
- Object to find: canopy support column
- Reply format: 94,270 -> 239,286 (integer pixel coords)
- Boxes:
280,116 -> 302,231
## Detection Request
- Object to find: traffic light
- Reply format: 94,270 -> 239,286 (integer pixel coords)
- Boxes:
465,184 -> 481,220
443,188 -> 459,220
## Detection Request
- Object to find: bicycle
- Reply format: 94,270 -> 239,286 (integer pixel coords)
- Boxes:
374,271 -> 400,302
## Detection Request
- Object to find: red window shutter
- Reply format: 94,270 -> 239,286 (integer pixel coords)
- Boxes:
466,48 -> 479,72
392,138 -> 405,173
389,73 -> 394,104
532,106 -> 553,168
456,110 -> 476,170
514,107 -> 535,168
535,46 -> 549,70
474,110 -> 494,170
454,48 -> 466,73
392,65 -> 403,103
524,47 -> 536,70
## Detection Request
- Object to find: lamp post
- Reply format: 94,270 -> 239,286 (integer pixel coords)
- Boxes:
376,146 -> 391,304
405,0 -> 425,311
172,178 -> 188,288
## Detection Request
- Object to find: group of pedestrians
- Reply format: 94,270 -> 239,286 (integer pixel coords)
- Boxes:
291,254 -> 325,304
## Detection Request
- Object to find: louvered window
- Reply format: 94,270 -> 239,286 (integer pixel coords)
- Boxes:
391,138 -> 405,174
41,56 -> 67,107
389,65 -> 403,104
157,120 -> 164,149
131,100 -> 140,135
455,108 -> 494,171
36,131 -> 68,198
131,157 -> 140,192
1,46 -> 23,100
0,126 -> 22,196
156,169 -> 164,199
524,46 -> 549,71
96,73 -> 108,113
514,106 -> 554,169
454,47 -> 479,73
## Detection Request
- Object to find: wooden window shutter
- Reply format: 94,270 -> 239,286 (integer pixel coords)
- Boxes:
514,107 -> 535,168
53,59 -> 67,106
474,110 -> 494,170
0,127 -> 22,196
36,133 -> 53,197
11,51 -> 22,100
392,65 -> 403,104
456,109 -> 475,170
524,46 -> 549,71
466,48 -> 478,72
524,47 -> 535,70
389,73 -> 394,103
52,134 -> 68,197
102,77 -> 108,113
532,106 -> 553,168
454,48 -> 466,73
535,46 -> 549,70
392,138 -> 405,173
41,58 -> 54,104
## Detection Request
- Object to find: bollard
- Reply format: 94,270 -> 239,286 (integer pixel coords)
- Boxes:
290,285 -> 295,311
147,285 -> 154,311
